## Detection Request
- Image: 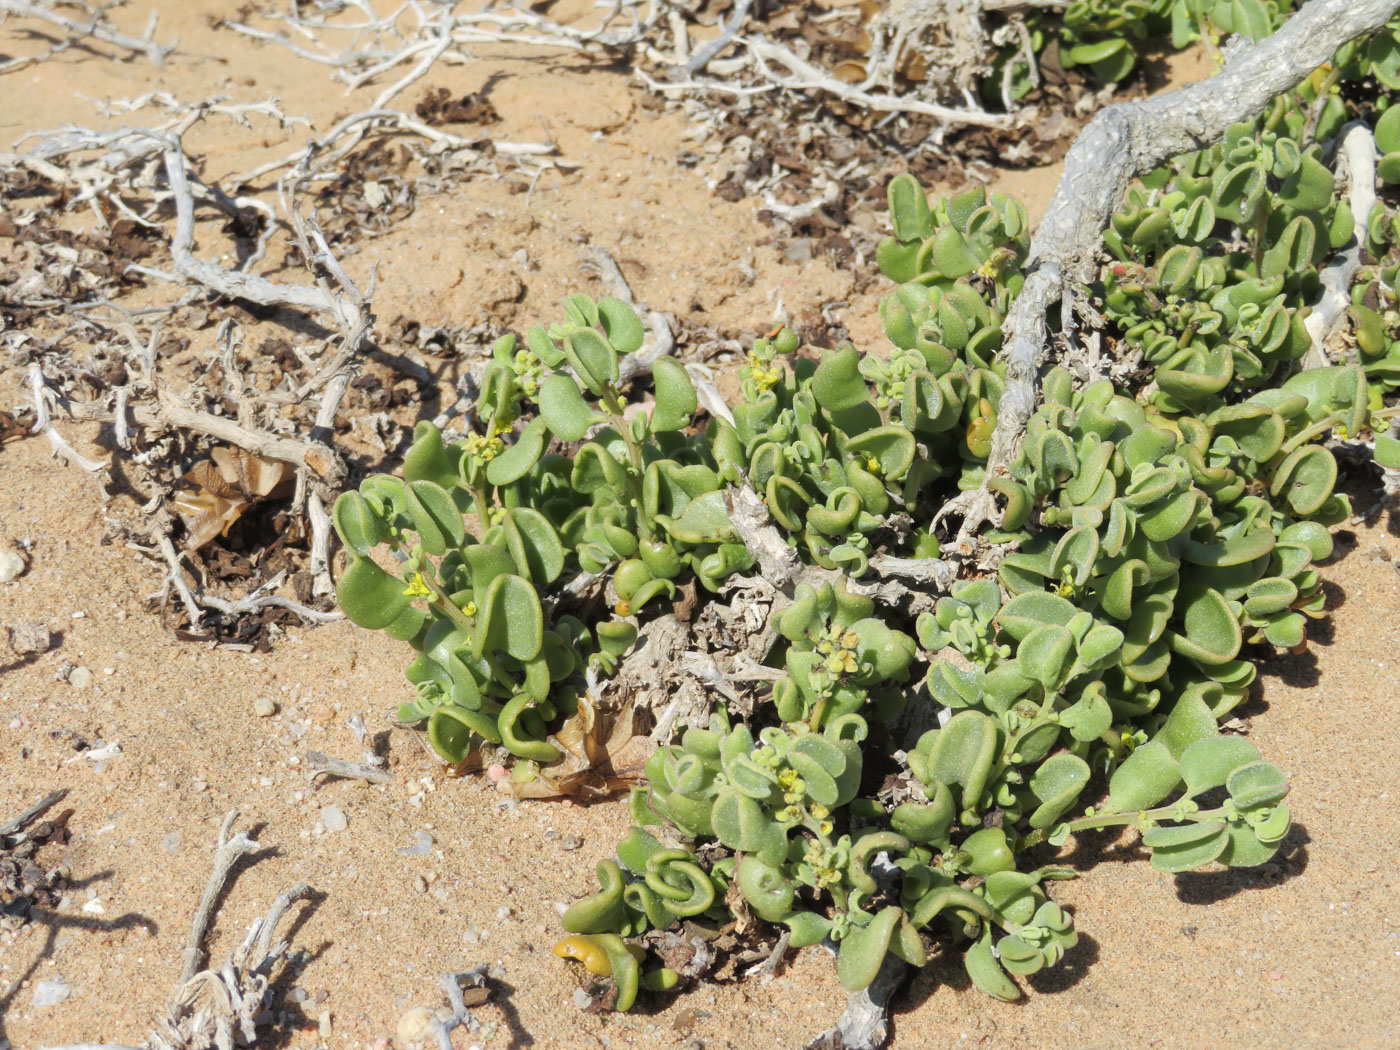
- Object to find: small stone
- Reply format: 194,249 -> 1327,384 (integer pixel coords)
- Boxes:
0,550 -> 26,582
5,621 -> 51,656
320,804 -> 347,832
783,237 -> 814,263
414,874 -> 428,893
253,697 -> 277,718
496,905 -> 514,922
559,834 -> 583,851
287,986 -> 309,1003
397,1005 -> 436,1044
573,987 -> 593,1009
68,666 -> 94,689
161,833 -> 181,855
317,1010 -> 332,1037
397,830 -> 434,856
32,980 -> 70,1007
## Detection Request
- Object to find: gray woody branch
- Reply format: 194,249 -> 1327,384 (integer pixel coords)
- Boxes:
948,0 -> 1400,549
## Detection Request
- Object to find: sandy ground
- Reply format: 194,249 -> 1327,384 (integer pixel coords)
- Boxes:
2,4 -> 1400,1050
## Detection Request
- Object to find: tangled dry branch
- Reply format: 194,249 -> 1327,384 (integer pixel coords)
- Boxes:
40,811 -> 315,1050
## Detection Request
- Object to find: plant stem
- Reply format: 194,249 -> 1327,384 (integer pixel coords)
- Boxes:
423,568 -> 476,635
601,385 -> 654,539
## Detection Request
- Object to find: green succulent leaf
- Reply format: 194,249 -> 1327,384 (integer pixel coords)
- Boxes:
539,373 -> 602,441
1029,753 -> 1092,830
1106,740 -> 1181,813
650,357 -> 698,433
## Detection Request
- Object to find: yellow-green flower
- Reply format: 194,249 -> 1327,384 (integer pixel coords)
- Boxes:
402,572 -> 433,598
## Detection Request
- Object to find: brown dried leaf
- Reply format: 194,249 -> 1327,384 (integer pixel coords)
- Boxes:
495,694 -> 655,799
173,447 -> 292,550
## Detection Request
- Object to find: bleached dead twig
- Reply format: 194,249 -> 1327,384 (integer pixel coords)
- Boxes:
804,953 -> 908,1050
648,36 -> 1012,128
27,362 -> 109,475
1304,122 -> 1379,368
154,534 -> 205,629
180,810 -> 261,983
867,555 -> 956,591
42,813 -> 316,1050
581,245 -> 677,382
306,749 -> 395,785
64,392 -> 344,482
726,484 -> 802,591
427,969 -> 491,1050
683,0 -> 754,74
0,787 -> 69,838
939,0 -> 1400,551
0,0 -> 174,69
195,592 -> 345,625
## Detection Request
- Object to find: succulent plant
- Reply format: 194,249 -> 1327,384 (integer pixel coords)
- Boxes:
335,29 -> 1400,1020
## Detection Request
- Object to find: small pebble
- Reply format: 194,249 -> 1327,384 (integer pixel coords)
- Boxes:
397,830 -> 435,856
573,987 -> 593,1009
161,833 -> 181,855
318,1010 -> 332,1037
414,874 -> 428,893
5,621 -> 50,656
0,550 -> 26,582
560,835 -> 583,851
253,697 -> 277,718
68,666 -> 94,689
397,1005 -> 435,1044
320,804 -> 347,832
32,980 -> 70,1007
287,986 -> 309,1003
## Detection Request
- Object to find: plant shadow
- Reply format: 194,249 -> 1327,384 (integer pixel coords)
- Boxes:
0,870 -> 158,1050
1027,823 -> 1149,872
1173,822 -> 1310,905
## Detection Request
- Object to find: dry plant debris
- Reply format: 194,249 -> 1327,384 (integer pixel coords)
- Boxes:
0,56 -> 563,646
0,789 -> 73,933
36,811 -> 316,1050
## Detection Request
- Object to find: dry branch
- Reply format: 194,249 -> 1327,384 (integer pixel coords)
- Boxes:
27,363 -> 108,476
0,0 -> 174,70
180,810 -> 260,982
0,787 -> 69,838
40,812 -> 315,1050
306,749 -> 395,785
942,0 -> 1400,550
1304,122 -> 1379,367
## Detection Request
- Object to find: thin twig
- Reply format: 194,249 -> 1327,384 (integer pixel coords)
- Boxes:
0,0 -> 174,67
307,750 -> 395,785
180,810 -> 262,983
196,592 -> 344,625
27,363 -> 109,474
683,0 -> 754,73
1304,122 -> 1378,367
0,787 -> 69,838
